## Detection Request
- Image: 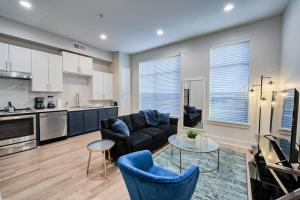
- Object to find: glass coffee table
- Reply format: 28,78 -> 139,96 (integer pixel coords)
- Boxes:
168,133 -> 220,173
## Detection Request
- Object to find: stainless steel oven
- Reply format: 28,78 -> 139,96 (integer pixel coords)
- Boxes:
0,114 -> 37,156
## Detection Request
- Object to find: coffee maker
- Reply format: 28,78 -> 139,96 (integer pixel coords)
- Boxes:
47,96 -> 56,109
34,97 -> 45,109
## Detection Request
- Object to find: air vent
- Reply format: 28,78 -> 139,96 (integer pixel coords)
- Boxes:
73,42 -> 86,51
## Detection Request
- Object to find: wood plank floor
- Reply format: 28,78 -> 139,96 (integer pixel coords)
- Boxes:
0,132 -> 253,200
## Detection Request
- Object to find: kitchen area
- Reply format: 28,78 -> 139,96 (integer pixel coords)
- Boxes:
0,39 -> 118,157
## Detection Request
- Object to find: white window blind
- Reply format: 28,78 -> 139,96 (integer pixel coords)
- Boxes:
281,90 -> 294,130
209,41 -> 250,123
139,55 -> 181,115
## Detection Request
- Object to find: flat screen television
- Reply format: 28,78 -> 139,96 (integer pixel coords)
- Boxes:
270,88 -> 299,163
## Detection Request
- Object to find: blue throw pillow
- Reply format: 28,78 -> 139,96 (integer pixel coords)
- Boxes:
189,106 -> 198,114
157,112 -> 170,124
143,109 -> 159,126
112,119 -> 130,136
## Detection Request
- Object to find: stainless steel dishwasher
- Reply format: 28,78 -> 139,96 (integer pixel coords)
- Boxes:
39,111 -> 67,141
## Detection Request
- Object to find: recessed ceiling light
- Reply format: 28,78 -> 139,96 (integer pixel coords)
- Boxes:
156,29 -> 164,36
100,34 -> 107,40
224,4 -> 234,12
19,1 -> 32,9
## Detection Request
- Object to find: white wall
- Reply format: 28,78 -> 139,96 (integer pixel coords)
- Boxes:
112,52 -> 131,115
131,16 -> 282,148
281,0 -> 300,89
0,17 -> 113,62
280,0 -> 300,144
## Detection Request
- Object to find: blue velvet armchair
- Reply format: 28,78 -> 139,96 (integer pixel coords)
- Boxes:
118,150 -> 200,200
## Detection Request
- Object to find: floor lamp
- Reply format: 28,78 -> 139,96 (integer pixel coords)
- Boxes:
250,75 -> 274,148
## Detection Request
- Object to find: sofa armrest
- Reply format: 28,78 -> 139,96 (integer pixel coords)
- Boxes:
170,117 -> 178,126
101,129 -> 129,141
101,129 -> 130,159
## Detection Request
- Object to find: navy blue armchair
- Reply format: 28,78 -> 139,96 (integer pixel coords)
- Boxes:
118,150 -> 200,200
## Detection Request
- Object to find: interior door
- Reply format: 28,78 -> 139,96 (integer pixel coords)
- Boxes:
78,55 -> 93,76
103,73 -> 113,100
62,51 -> 78,74
49,54 -> 63,92
0,42 -> 8,71
31,50 -> 49,91
9,45 -> 31,73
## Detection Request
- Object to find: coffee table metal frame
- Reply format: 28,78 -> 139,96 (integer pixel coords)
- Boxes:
168,134 -> 220,173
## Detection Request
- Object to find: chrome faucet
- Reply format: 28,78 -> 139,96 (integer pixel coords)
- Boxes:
75,93 -> 80,108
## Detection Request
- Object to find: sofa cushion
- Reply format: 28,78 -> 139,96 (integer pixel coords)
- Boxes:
157,124 -> 177,136
112,119 -> 130,136
130,112 -> 146,131
129,133 -> 153,151
119,115 -> 133,132
140,127 -> 166,143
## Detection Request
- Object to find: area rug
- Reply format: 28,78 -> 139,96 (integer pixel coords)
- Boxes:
153,146 -> 248,200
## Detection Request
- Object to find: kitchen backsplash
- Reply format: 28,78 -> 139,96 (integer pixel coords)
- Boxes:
0,74 -> 112,109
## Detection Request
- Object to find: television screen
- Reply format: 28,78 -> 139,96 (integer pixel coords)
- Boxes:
270,89 -> 299,163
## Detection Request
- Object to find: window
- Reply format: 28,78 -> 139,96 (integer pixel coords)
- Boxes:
209,41 -> 250,124
139,55 -> 181,115
281,90 -> 294,130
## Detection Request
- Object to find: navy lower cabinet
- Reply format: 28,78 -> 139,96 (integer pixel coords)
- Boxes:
108,107 -> 118,118
69,107 -> 118,137
84,110 -> 99,132
99,109 -> 109,129
68,111 -> 84,137
99,107 -> 118,129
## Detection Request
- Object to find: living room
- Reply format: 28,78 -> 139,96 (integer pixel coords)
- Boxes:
0,0 -> 300,199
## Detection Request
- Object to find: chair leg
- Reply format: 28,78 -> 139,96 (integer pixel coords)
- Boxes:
87,151 -> 91,174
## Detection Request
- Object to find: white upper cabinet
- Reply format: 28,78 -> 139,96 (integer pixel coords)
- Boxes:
0,43 -> 31,73
90,71 -> 104,100
48,54 -> 63,92
103,73 -> 113,100
78,55 -> 93,76
31,50 -> 49,91
62,51 -> 93,76
32,50 -> 63,92
90,71 -> 113,100
62,51 -> 78,74
0,42 -> 9,71
9,45 -> 31,73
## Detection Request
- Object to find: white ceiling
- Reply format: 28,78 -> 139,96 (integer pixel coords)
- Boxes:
0,0 -> 288,54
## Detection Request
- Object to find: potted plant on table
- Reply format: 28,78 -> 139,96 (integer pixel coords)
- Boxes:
186,128 -> 198,141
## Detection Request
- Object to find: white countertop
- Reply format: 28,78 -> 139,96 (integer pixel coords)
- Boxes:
0,106 -> 118,116
67,106 -> 118,112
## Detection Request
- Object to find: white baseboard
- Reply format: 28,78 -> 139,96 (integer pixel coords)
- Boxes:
200,133 -> 256,150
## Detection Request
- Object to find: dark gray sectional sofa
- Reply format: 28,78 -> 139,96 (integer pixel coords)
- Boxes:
101,111 -> 178,160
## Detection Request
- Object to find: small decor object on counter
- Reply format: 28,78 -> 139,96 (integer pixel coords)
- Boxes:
34,97 -> 45,109
47,96 -> 56,109
4,101 -> 16,113
186,128 -> 198,140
